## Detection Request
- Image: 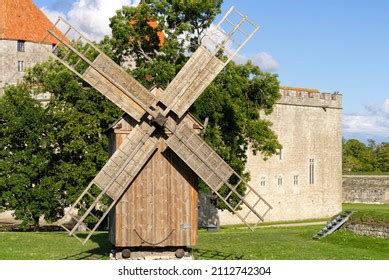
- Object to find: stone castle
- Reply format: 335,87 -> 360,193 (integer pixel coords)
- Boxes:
0,0 -> 343,225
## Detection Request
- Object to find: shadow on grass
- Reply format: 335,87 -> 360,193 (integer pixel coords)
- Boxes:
61,232 -> 111,260
192,248 -> 244,260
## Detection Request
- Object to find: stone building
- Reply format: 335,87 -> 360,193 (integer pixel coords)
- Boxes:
0,0 -> 57,95
213,87 -> 343,224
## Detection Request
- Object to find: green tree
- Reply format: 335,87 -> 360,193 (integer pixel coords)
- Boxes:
376,142 -> 389,172
0,60 -> 122,228
0,86 -> 60,229
343,139 -> 378,172
25,61 -> 122,222
108,0 -> 223,87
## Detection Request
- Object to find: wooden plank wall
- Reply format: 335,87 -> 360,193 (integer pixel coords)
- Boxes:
108,117 -> 199,247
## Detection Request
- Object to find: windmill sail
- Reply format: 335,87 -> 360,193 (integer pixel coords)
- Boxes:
166,121 -> 272,230
160,46 -> 225,117
64,123 -> 158,244
45,17 -> 156,122
161,6 -> 260,118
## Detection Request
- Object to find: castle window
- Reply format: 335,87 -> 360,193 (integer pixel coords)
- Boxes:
279,149 -> 283,160
260,176 -> 266,186
309,159 -> 315,184
17,41 -> 25,52
294,175 -> 299,185
277,176 -> 282,186
17,61 -> 24,72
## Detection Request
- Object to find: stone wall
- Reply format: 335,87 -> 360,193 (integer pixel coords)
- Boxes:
215,90 -> 343,225
345,223 -> 389,238
0,40 -> 51,90
343,175 -> 389,204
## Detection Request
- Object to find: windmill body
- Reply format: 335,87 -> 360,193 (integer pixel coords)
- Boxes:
45,6 -> 273,254
107,89 -> 202,248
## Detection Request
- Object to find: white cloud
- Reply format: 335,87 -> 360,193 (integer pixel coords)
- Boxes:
42,0 -> 140,41
232,52 -> 279,72
343,101 -> 389,138
383,99 -> 389,114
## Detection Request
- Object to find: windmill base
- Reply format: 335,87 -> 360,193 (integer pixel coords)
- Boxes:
110,247 -> 193,260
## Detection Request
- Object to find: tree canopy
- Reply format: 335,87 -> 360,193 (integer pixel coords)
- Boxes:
0,87 -> 58,229
343,138 -> 388,173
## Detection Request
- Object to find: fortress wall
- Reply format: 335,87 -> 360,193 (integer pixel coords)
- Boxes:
343,175 -> 389,204
216,89 -> 343,224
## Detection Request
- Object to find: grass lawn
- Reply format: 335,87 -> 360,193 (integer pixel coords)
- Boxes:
194,226 -> 388,260
343,203 -> 389,227
0,231 -> 111,260
0,203 -> 387,260
0,225 -> 388,260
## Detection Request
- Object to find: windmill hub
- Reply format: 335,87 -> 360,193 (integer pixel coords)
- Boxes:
151,112 -> 168,128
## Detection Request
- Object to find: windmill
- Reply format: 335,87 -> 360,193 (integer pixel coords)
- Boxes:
43,6 -> 272,256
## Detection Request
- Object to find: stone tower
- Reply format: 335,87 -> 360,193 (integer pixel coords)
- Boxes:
213,87 -> 343,224
0,0 -> 57,95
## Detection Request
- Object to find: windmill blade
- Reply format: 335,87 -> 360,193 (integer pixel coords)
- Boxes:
63,123 -> 158,244
165,120 -> 272,230
45,17 -> 157,122
160,46 -> 225,118
160,6 -> 260,118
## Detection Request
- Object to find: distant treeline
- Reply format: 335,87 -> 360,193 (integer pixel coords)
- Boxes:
343,139 -> 388,173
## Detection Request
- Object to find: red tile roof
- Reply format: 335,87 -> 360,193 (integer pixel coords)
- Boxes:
0,0 -> 59,44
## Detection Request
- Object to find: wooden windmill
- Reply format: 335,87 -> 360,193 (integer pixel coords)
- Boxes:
44,6 -> 272,255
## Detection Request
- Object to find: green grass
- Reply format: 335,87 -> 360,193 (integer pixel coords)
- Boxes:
193,226 -> 389,260
343,203 -> 389,227
0,204 -> 387,260
0,225 -> 388,260
219,217 -> 328,229
0,232 -> 111,260
343,172 -> 389,176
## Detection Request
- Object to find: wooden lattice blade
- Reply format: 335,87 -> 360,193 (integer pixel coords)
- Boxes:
160,45 -> 225,118
47,17 -> 156,122
165,120 -> 272,227
160,7 -> 260,119
83,61 -> 146,122
90,54 -> 157,113
65,124 -> 158,243
93,124 -> 157,200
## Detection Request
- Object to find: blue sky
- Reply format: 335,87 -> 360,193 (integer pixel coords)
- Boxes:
34,0 -> 389,142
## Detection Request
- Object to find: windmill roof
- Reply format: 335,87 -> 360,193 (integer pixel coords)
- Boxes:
0,0 -> 59,44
